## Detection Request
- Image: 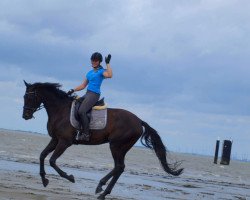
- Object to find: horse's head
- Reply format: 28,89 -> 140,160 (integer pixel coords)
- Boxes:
22,80 -> 43,120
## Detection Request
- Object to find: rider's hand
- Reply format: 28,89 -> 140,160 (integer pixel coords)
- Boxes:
67,89 -> 74,95
105,54 -> 111,64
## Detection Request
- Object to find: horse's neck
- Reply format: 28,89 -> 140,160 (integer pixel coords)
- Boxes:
41,91 -> 69,119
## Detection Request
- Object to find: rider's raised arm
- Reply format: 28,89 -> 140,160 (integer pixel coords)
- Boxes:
103,63 -> 112,78
103,54 -> 112,78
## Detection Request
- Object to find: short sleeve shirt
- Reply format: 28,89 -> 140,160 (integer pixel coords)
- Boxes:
86,66 -> 105,94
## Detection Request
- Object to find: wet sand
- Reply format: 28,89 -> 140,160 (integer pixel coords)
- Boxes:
0,129 -> 250,200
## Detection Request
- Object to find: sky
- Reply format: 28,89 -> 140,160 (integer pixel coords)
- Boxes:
0,0 -> 250,159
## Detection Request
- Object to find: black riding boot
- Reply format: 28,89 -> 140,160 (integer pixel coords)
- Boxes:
76,113 -> 90,141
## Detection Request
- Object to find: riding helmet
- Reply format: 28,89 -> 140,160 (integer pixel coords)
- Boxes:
91,52 -> 103,62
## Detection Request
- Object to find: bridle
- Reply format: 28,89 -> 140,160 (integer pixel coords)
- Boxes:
23,90 -> 44,116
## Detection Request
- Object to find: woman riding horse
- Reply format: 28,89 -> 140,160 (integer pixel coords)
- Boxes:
23,68 -> 183,199
67,52 -> 112,141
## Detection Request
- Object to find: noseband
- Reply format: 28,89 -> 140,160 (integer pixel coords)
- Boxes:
23,91 -> 44,116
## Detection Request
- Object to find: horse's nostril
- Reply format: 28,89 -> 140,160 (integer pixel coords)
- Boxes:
23,112 -> 30,119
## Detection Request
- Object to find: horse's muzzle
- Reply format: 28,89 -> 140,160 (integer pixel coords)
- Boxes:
22,112 -> 32,120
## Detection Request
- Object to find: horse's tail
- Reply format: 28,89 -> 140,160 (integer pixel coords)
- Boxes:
140,121 -> 183,176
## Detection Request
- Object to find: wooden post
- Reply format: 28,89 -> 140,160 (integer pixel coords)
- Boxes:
220,140 -> 232,165
214,140 -> 220,164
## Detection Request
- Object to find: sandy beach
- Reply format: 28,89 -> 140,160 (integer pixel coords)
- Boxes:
0,129 -> 249,200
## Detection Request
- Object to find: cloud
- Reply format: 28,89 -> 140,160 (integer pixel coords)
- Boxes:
0,65 -> 78,133
0,0 -> 250,158
0,64 -> 250,158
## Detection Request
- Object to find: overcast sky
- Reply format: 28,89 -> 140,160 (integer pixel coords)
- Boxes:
0,0 -> 250,159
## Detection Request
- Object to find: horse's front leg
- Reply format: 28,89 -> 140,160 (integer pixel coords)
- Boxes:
49,139 -> 75,183
40,138 -> 58,187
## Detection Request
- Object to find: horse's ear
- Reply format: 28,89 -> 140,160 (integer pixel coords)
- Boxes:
23,80 -> 30,87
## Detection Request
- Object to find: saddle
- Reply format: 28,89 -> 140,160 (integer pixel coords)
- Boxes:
70,97 -> 107,130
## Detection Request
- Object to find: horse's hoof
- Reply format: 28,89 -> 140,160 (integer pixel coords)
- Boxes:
42,178 -> 49,187
95,186 -> 103,194
68,174 -> 75,183
97,194 -> 105,200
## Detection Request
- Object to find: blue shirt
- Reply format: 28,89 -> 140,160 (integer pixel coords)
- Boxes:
86,66 -> 105,94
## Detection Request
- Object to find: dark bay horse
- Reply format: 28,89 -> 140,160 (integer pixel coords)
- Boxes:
22,81 -> 183,200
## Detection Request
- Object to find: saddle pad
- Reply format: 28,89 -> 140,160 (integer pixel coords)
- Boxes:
70,100 -> 107,130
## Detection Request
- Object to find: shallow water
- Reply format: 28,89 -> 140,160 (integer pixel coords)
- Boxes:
1,159 -> 250,200
1,130 -> 250,200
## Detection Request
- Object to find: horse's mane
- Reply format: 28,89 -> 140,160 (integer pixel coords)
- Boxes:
32,82 -> 73,100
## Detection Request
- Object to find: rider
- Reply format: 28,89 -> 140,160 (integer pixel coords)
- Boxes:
67,52 -> 112,141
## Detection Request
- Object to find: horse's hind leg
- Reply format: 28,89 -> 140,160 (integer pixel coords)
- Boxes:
40,138 -> 58,187
97,144 -> 126,200
95,168 -> 115,194
49,139 -> 75,183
